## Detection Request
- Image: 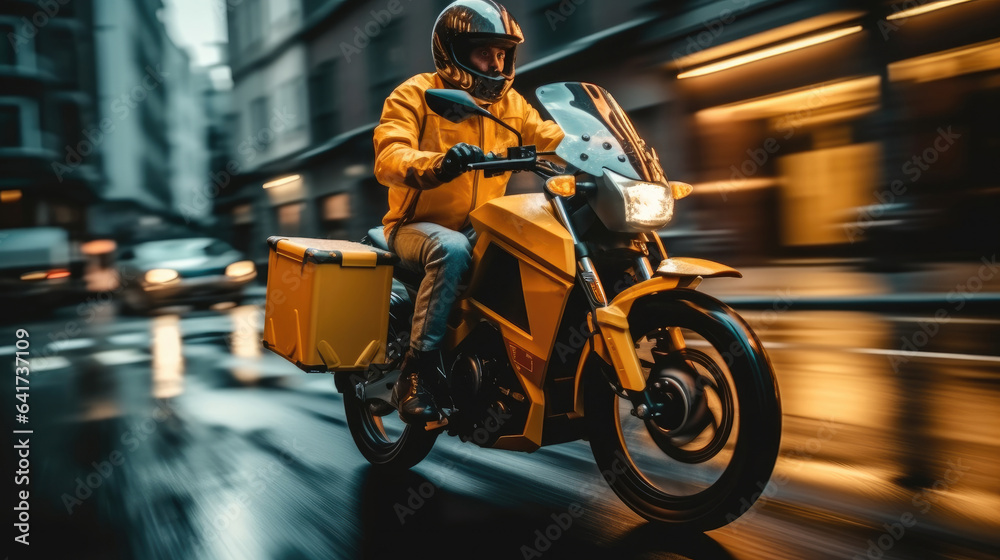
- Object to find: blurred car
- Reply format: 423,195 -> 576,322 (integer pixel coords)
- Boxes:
116,237 -> 256,312
0,227 -> 86,316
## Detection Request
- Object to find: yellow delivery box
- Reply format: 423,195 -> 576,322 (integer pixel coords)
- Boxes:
263,236 -> 397,372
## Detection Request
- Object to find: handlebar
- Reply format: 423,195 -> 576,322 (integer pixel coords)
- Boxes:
466,145 -> 538,178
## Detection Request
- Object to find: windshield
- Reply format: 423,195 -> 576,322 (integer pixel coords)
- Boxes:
536,82 -> 666,184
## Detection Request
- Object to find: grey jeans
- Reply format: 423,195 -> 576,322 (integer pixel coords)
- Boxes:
389,222 -> 475,352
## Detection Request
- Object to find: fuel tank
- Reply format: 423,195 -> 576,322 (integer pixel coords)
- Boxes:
469,193 -> 575,279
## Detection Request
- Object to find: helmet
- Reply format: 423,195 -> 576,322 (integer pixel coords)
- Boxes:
432,0 -> 524,104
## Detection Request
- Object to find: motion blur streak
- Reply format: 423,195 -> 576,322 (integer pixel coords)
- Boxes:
152,314 -> 185,399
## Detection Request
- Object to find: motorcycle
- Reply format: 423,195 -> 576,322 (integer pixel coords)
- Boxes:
268,82 -> 781,531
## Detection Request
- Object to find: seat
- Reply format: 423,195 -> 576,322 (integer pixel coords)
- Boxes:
366,226 -> 391,251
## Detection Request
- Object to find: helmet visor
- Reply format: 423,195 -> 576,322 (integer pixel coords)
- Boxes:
454,36 -> 517,78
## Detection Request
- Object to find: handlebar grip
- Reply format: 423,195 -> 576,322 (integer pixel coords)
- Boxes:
459,152 -> 492,171
465,146 -> 538,176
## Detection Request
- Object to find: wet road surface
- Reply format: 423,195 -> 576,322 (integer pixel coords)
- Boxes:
4,294 -> 999,560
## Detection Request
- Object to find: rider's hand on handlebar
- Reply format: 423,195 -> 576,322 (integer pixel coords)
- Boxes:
436,143 -> 485,183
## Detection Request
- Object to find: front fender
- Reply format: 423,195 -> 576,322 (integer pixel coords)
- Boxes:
654,257 -> 741,281
589,258 -> 741,392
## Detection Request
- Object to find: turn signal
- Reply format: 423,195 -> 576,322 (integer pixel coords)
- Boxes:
670,181 -> 693,199
546,175 -> 577,197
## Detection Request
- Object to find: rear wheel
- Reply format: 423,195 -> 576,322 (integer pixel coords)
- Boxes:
586,290 -> 781,530
340,294 -> 437,470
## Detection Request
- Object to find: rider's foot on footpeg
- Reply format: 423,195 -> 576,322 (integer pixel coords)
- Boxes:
393,372 -> 441,424
393,348 -> 445,425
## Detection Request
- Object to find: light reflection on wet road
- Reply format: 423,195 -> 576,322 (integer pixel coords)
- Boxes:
4,298 -> 999,560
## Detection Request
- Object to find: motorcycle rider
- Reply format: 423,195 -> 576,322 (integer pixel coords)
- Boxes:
373,0 -> 563,425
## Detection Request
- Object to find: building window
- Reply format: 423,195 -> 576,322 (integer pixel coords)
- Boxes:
0,16 -> 35,67
276,202 -> 303,236
319,192 -> 351,239
249,96 -> 269,147
143,157 -> 172,207
227,114 -> 241,154
0,189 -> 28,228
0,105 -> 22,147
0,98 -> 40,150
37,25 -> 77,84
233,203 -> 253,224
50,203 -> 82,227
41,98 -> 83,153
246,0 -> 265,48
0,23 -> 19,66
309,59 -> 339,142
276,77 -> 307,133
229,12 -> 243,53
229,203 -> 255,255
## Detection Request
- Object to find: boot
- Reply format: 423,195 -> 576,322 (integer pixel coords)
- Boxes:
392,349 -> 442,425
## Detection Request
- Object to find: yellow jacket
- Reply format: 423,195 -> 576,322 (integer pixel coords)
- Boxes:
374,72 -> 564,237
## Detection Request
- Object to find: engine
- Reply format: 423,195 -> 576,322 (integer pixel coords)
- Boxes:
447,324 -> 529,446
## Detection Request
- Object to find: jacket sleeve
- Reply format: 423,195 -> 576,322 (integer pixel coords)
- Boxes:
373,83 -> 446,190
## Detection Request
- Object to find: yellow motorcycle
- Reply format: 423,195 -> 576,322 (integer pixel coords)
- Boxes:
264,82 -> 781,531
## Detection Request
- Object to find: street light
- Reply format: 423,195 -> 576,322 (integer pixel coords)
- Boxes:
677,26 -> 863,79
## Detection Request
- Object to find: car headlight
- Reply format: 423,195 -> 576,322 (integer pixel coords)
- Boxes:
604,169 -> 674,230
145,268 -> 179,284
225,260 -> 256,279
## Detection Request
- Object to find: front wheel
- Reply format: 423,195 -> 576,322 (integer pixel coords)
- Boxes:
585,290 -> 781,531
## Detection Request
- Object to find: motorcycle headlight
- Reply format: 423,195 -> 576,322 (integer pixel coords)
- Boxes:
603,169 -> 674,230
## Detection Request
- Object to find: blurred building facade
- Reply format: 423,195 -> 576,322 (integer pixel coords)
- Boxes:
0,0 -> 100,237
165,41 -> 212,226
0,0 -> 215,244
89,0 -> 212,242
221,0 -> 1000,269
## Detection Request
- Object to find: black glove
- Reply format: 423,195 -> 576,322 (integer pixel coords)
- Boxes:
436,143 -> 485,183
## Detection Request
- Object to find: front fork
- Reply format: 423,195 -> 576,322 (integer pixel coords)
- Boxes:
549,196 -> 685,418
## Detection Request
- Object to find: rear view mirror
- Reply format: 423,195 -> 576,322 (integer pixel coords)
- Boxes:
424,89 -> 493,123
424,88 -> 525,146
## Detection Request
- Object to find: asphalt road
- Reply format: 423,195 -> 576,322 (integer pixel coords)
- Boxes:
3,295 -> 999,560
